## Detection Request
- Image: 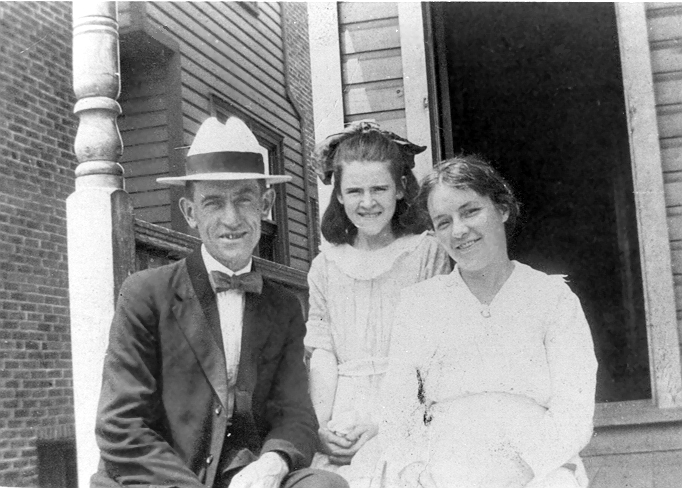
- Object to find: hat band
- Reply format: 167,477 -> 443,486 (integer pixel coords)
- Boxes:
186,152 -> 265,176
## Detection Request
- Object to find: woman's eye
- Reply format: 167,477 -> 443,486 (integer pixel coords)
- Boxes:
435,221 -> 449,230
463,208 -> 480,217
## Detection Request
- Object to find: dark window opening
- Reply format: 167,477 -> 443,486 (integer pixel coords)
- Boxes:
429,2 -> 650,402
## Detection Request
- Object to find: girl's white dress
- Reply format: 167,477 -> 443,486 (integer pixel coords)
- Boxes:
305,232 -> 451,483
370,262 -> 598,488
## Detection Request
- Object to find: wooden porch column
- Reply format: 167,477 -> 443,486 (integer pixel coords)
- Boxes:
67,2 -> 136,486
308,2 -> 344,227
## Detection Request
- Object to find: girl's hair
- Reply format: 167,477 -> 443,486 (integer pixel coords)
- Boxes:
321,130 -> 427,244
418,154 -> 520,236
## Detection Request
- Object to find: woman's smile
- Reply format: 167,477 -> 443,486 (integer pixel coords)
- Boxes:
456,237 -> 481,252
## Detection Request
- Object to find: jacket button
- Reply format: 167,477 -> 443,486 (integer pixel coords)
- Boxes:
206,455 -> 213,465
215,406 -> 222,416
226,432 -> 232,438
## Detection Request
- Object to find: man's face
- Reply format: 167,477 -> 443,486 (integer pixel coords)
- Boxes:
180,180 -> 275,271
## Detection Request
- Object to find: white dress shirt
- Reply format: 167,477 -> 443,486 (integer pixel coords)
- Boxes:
202,245 -> 252,418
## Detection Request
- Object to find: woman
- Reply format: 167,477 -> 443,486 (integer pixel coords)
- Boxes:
372,155 -> 598,488
306,122 -> 452,486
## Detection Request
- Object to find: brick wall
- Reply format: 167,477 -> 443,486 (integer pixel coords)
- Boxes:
281,2 -> 320,253
0,2 -> 76,486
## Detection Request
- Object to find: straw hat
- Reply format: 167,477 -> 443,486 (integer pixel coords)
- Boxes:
157,117 -> 291,185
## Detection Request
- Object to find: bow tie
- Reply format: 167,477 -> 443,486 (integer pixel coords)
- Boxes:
210,271 -> 263,295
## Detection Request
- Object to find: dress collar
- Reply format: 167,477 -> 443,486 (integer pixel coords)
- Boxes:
321,231 -> 429,280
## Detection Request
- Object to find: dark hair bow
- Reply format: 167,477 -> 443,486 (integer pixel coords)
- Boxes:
311,120 -> 427,185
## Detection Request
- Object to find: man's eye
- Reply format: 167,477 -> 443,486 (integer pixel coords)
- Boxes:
463,208 -> 480,217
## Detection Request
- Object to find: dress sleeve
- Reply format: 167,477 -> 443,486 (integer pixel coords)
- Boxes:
515,280 -> 598,481
376,290 -> 431,474
304,254 -> 334,352
418,234 -> 452,281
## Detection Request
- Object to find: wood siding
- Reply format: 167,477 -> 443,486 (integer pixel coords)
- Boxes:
119,59 -> 171,226
119,1 -> 312,270
338,2 -> 408,136
647,3 -> 682,324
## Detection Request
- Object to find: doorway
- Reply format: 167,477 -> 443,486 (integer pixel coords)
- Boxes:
428,2 -> 650,402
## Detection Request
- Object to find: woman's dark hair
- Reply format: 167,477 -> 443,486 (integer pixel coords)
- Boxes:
418,154 -> 521,237
320,130 -> 428,245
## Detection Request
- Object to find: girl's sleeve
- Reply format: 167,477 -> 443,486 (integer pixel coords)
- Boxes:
515,280 -> 598,481
304,254 -> 334,352
419,234 -> 452,281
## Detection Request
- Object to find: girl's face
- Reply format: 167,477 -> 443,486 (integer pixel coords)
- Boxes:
428,183 -> 509,273
337,160 -> 403,246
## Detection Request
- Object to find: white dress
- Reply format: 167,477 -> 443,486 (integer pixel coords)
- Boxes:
305,232 -> 452,482
371,262 -> 598,488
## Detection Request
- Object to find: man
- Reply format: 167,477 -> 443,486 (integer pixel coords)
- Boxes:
91,117 -> 347,488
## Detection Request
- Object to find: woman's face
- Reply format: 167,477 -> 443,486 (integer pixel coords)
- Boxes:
428,183 -> 509,272
337,160 -> 403,244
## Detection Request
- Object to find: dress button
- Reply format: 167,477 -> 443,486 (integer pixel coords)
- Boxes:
215,406 -> 222,416
206,454 -> 213,465
226,432 -> 232,437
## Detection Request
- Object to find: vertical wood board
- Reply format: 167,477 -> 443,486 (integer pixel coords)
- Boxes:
619,2 -> 682,407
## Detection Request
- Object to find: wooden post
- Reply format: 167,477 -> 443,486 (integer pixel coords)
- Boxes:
398,2 -> 434,182
67,2 -> 136,486
616,2 -> 682,408
307,2 -> 344,228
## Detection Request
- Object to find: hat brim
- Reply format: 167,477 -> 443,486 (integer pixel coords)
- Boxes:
157,173 -> 292,186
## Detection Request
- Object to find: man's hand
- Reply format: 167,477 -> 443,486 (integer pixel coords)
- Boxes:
320,423 -> 378,465
229,452 -> 289,488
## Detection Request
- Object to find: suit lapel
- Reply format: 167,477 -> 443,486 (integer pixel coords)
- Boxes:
173,249 -> 228,409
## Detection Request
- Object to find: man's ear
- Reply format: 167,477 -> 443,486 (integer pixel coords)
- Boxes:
261,188 -> 276,219
179,197 -> 198,229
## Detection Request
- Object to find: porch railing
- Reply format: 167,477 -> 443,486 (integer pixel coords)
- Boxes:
134,218 -> 310,315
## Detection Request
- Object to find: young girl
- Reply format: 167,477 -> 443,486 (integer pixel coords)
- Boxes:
306,121 -> 451,486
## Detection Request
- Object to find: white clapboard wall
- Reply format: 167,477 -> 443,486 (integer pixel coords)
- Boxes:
339,2 -> 407,137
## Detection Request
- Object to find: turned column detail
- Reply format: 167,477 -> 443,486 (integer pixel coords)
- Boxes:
72,1 -> 123,187
68,3 -> 136,486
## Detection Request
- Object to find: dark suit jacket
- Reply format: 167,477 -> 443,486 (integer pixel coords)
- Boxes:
92,249 -> 318,488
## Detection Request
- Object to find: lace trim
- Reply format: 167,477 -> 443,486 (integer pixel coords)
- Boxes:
320,232 -> 429,280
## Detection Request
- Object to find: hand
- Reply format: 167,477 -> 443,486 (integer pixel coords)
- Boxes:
399,462 -> 438,488
228,452 -> 289,488
321,423 -> 378,465
343,422 -> 378,450
318,427 -> 354,465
